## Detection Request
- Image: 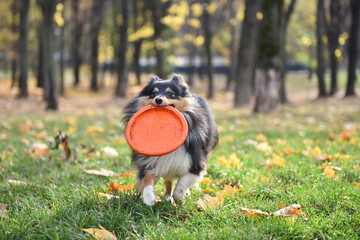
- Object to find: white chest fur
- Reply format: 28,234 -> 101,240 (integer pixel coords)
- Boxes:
139,145 -> 191,180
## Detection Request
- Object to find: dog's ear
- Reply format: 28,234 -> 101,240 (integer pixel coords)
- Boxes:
171,74 -> 188,88
148,76 -> 160,84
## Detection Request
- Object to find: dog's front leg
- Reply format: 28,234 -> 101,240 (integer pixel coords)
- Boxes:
142,173 -> 156,206
173,173 -> 201,203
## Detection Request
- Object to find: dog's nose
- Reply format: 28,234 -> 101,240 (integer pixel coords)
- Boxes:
155,98 -> 163,105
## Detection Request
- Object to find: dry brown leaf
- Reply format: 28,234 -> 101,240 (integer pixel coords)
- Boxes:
84,168 -> 116,177
107,180 -> 133,193
272,204 -> 308,218
0,203 -> 8,219
81,225 -> 117,240
240,207 -> 270,218
117,171 -> 134,179
8,179 -> 27,185
197,193 -> 223,210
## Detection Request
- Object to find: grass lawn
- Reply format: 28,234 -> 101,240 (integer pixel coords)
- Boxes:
1,95 -> 360,239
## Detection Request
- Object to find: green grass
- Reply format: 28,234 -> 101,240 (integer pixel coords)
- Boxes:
1,97 -> 360,239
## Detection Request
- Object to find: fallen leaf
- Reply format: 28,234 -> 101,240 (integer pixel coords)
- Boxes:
19,124 -> 31,133
101,147 -> 119,157
240,207 -> 269,217
266,155 -> 285,168
31,142 -> 49,156
353,165 -> 360,173
84,168 -> 116,177
86,126 -> 104,134
197,193 -> 223,210
98,192 -> 120,199
81,225 -> 117,240
342,130 -> 350,140
200,177 -> 213,185
256,133 -> 267,142
8,179 -> 27,185
354,182 -> 360,189
0,203 -> 8,219
108,180 -> 133,193
272,204 -> 307,218
256,142 -> 272,153
118,171 -> 134,179
323,166 -> 336,179
223,184 -> 242,197
285,146 -> 293,155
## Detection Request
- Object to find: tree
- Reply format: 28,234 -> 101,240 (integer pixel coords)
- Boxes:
345,0 -> 360,97
18,0 -> 30,98
279,0 -> 297,103
151,0 -> 172,78
10,0 -> 19,88
115,0 -> 129,97
326,0 -> 346,96
71,0 -> 83,87
254,0 -> 284,113
89,0 -> 108,92
38,0 -> 58,110
316,0 -> 327,98
234,0 -> 263,108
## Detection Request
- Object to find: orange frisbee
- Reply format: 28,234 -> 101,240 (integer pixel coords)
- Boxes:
125,105 -> 188,156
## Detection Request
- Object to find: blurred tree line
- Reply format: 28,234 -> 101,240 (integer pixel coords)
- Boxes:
0,0 -> 359,112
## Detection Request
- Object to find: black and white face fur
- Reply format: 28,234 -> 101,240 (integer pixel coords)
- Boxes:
123,74 -> 218,206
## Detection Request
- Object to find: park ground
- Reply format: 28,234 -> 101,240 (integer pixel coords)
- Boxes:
0,72 -> 360,239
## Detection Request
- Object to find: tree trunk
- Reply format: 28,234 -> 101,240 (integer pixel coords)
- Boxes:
133,41 -> 142,85
18,0 -> 30,98
254,0 -> 284,113
345,0 -> 360,97
37,27 -> 45,89
279,0 -> 297,104
203,4 -> 214,99
72,0 -> 82,87
316,0 -> 327,98
90,0 -> 107,92
115,0 -> 129,97
38,0 -> 58,110
187,45 -> 196,87
327,0 -> 342,96
11,0 -> 18,88
234,0 -> 263,107
59,0 -> 65,96
226,20 -> 239,91
151,0 -> 171,77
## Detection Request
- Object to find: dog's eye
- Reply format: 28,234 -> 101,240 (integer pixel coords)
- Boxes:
167,92 -> 175,98
151,92 -> 157,98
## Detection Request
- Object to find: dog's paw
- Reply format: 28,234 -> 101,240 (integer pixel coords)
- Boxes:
173,189 -> 185,203
143,186 -> 156,206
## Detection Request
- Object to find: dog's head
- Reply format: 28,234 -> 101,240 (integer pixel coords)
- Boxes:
138,74 -> 191,112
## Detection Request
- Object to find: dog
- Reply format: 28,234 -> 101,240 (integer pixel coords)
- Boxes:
123,74 -> 218,206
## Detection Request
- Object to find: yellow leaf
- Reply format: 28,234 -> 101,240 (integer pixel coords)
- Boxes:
255,133 -> 267,142
81,225 -> 117,240
354,182 -> 360,189
197,193 -> 223,210
225,135 -> 234,142
223,184 -> 242,197
200,177 -> 213,185
353,165 -> 360,173
350,138 -> 356,144
67,126 -> 76,135
65,117 -> 77,126
256,142 -> 272,153
266,155 -> 285,168
86,126 -> 104,134
323,166 -> 336,179
191,3 -> 203,17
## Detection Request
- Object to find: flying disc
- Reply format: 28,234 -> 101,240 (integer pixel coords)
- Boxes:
125,105 -> 188,156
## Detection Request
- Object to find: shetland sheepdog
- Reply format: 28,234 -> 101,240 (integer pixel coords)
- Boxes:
123,74 -> 218,206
